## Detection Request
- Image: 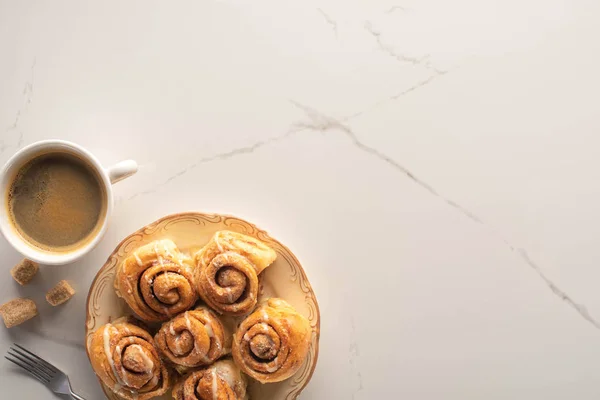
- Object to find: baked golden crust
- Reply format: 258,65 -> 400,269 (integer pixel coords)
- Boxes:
193,231 -> 277,316
172,359 -> 247,400
115,239 -> 197,322
155,306 -> 232,368
232,298 -> 311,383
88,319 -> 170,400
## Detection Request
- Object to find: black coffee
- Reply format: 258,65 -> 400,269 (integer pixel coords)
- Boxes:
7,153 -> 106,251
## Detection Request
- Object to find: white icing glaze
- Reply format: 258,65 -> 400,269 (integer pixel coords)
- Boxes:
243,323 -> 270,342
124,280 -> 134,295
217,364 -> 236,388
202,253 -> 211,267
161,266 -> 173,289
163,242 -> 173,259
153,242 -> 175,292
226,287 -> 234,304
134,252 -> 143,267
121,367 -> 132,388
212,369 -> 218,400
214,231 -> 224,252
261,310 -> 269,321
154,242 -> 167,271
148,374 -> 159,388
205,323 -> 214,338
266,364 -> 279,373
130,344 -> 155,371
171,320 -> 183,354
184,313 -> 192,331
103,325 -> 143,400
103,325 -> 124,391
258,323 -> 270,334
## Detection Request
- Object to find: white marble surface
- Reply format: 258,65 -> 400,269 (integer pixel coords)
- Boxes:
2,0 -> 600,398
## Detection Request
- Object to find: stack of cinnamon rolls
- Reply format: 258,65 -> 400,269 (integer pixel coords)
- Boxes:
88,231 -> 311,400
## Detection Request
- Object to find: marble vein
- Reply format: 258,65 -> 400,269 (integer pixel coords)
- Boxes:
390,71 -> 447,100
4,58 -> 36,149
290,100 -> 600,330
386,5 -> 408,13
127,133 -> 295,201
349,317 -> 363,400
364,22 -> 443,73
122,95 -> 600,330
6,110 -> 21,133
291,101 -> 482,223
125,72 -> 447,202
515,247 -> 600,329
317,8 -> 338,38
344,70 -> 448,121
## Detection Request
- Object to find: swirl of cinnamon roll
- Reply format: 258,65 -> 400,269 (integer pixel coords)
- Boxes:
194,231 -> 277,316
115,239 -> 197,322
88,319 -> 170,400
172,359 -> 247,400
232,298 -> 311,383
155,307 -> 231,368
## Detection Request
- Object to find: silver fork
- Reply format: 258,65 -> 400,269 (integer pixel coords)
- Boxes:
5,343 -> 86,400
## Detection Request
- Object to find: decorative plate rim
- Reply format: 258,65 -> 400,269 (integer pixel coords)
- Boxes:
84,211 -> 321,400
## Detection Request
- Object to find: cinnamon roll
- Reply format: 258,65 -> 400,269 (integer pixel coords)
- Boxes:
115,239 -> 197,322
155,307 -> 232,369
194,231 -> 277,316
88,319 -> 170,400
172,359 -> 247,400
232,298 -> 311,383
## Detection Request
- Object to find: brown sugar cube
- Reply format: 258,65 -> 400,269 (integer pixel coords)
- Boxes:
10,259 -> 39,286
46,280 -> 75,306
0,298 -> 38,328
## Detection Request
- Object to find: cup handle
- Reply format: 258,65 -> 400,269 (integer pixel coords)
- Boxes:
106,160 -> 138,184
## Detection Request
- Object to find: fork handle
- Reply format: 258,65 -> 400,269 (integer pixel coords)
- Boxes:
70,392 -> 86,400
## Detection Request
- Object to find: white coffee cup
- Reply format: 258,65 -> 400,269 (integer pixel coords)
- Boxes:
0,140 -> 137,265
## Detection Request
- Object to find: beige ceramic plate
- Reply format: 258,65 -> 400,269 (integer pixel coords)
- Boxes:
85,212 -> 320,400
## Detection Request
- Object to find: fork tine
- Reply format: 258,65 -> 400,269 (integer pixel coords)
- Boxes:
13,344 -> 59,373
9,346 -> 56,377
5,356 -> 49,383
7,350 -> 53,381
